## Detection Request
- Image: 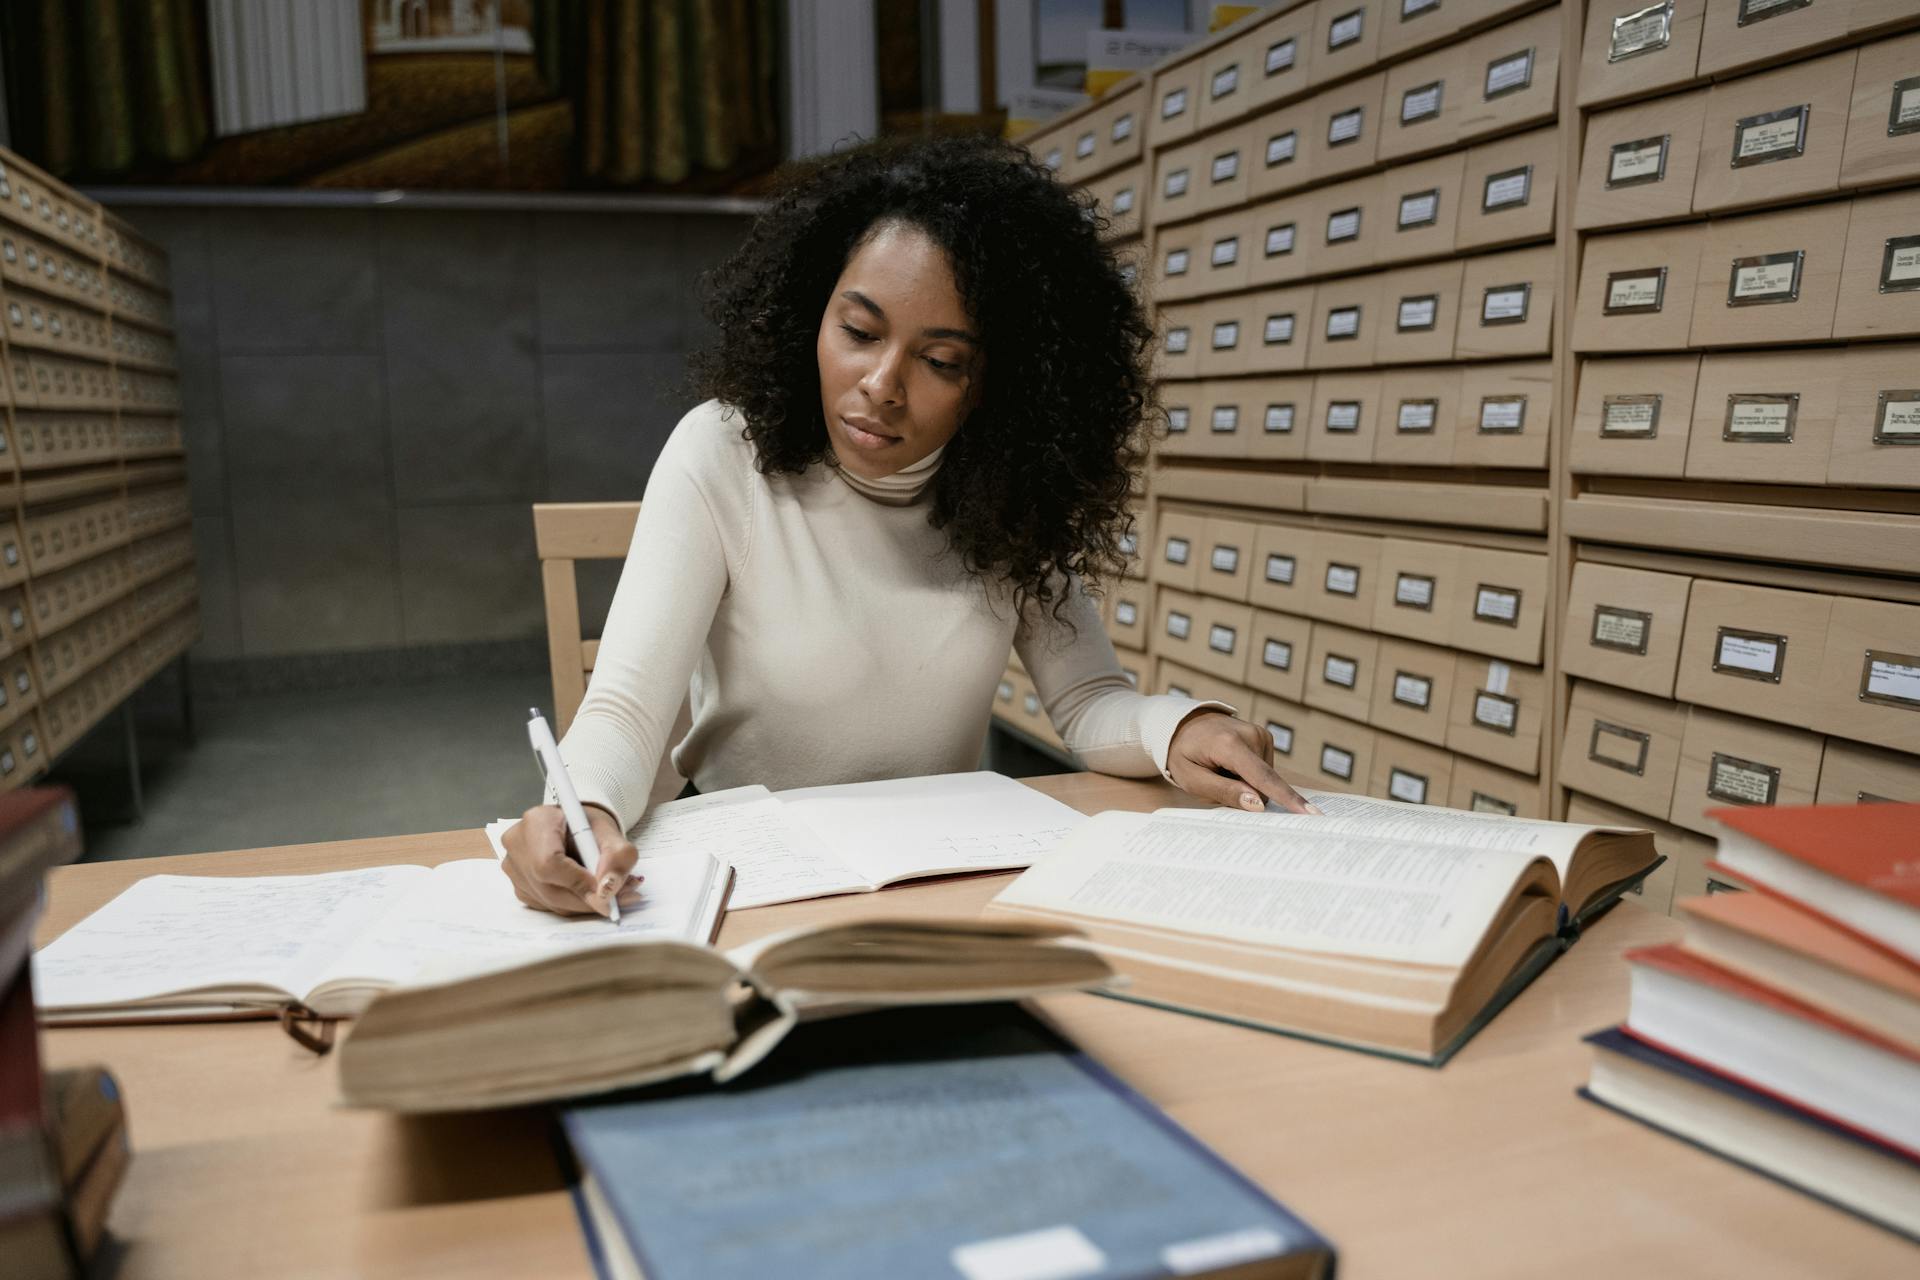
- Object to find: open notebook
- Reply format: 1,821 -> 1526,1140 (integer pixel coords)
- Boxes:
33,851 -> 731,1021
487,772 -> 1084,910
986,789 -> 1661,1065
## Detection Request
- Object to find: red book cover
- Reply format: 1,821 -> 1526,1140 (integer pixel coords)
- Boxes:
1707,804 -> 1920,910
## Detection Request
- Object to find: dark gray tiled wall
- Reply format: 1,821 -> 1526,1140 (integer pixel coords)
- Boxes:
120,204 -> 750,662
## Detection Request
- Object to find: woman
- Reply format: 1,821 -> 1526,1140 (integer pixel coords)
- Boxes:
503,133 -> 1310,918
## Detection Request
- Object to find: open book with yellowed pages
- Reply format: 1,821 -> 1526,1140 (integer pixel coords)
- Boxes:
984,791 -> 1661,1064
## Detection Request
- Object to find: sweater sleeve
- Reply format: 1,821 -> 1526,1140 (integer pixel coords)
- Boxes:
1014,579 -> 1234,781
551,404 -> 745,833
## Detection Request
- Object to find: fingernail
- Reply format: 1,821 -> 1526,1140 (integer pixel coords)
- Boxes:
1242,791 -> 1259,809
625,874 -> 643,887
599,873 -> 622,897
1305,802 -> 1325,816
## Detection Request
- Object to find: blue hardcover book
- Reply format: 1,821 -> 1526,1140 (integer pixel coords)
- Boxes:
560,1004 -> 1335,1280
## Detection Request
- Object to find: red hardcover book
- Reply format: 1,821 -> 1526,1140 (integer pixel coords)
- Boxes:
0,787 -> 82,932
0,962 -> 59,1225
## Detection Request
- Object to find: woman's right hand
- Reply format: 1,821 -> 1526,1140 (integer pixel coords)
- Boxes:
500,803 -> 642,918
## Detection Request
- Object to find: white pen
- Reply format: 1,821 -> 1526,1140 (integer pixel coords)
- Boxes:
527,707 -> 619,923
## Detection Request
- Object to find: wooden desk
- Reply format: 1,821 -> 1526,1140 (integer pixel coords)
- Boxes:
35,774 -> 1908,1278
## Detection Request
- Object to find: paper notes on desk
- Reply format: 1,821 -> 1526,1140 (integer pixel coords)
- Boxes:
486,771 -> 1086,911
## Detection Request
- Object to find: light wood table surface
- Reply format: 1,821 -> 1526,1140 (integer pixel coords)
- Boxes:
34,773 -> 1910,1278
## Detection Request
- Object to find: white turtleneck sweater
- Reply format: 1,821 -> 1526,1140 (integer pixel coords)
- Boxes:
557,399 -> 1220,833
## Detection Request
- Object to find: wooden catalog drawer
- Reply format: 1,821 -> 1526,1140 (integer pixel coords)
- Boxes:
1371,733 -> 1454,806
1306,623 -> 1379,723
1564,794 -> 1690,916
1252,694 -> 1313,780
1370,636 -> 1456,747
1697,0 -> 1852,80
1187,596 -> 1256,684
1155,304 -> 1200,381
1456,244 -> 1555,359
1376,366 -> 1462,466
1456,126 -> 1559,252
1453,756 -> 1544,820
1247,5 -> 1317,113
1570,355 -> 1700,476
1199,210 -> 1258,306
1577,0 -> 1708,111
1560,680 -> 1690,819
1828,343 -> 1920,488
1379,149 -> 1466,265
1192,381 -> 1255,460
1245,608 -> 1313,702
1249,523 -> 1318,613
0,711 -> 47,790
1683,348 -> 1841,483
1197,517 -> 1257,602
1246,284 -> 1316,374
1840,30 -> 1920,191
1693,49 -> 1855,215
1815,736 -> 1920,804
1157,383 -> 1204,459
1373,538 -> 1460,646
1689,201 -> 1849,347
1448,652 -> 1544,775
1833,188 -> 1920,340
1196,290 -> 1256,377
1199,34 -> 1259,133
1562,562 -> 1694,699
1120,504 -> 1150,581
1575,88 -> 1709,231
1379,36 -> 1470,165
1457,360 -> 1551,468
1107,580 -> 1149,651
1303,531 -> 1383,631
1154,586 -> 1204,665
1246,194 -> 1314,287
1150,137 -> 1206,229
0,651 -> 37,723
1676,579 -> 1832,727
1240,374 -> 1315,462
1080,84 -> 1146,180
1154,658 -> 1249,711
1114,650 -> 1147,692
1152,220 -> 1206,302
1306,372 -> 1382,463
1309,72 -> 1387,183
1155,511 -> 1206,591
1303,174 -> 1385,278
1377,261 -> 1464,366
1454,546 -> 1548,663
1086,164 -> 1145,241
1150,58 -> 1204,147
1573,222 -> 1704,352
1249,99 -> 1316,202
1310,2 -> 1384,90
1009,675 -> 1063,750
1307,277 -> 1383,369
1670,705 -> 1824,834
1456,7 -> 1562,143
0,589 -> 29,657
1299,711 -> 1378,792
0,522 -> 24,589
1193,123 -> 1256,220
1815,596 -> 1920,754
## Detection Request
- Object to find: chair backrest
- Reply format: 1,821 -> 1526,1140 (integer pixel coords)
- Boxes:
532,502 -> 642,734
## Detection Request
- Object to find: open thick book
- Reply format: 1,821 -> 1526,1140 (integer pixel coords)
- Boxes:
335,918 -> 1115,1113
984,790 -> 1661,1064
32,851 -> 732,1021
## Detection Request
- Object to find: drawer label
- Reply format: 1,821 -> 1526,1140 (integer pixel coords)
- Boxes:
1484,49 -> 1534,100
1210,321 -> 1240,350
1328,107 -> 1365,146
1482,283 -> 1530,325
1708,752 -> 1781,806
1266,39 -> 1297,76
1728,250 -> 1804,306
1873,391 -> 1920,444
1164,168 -> 1190,198
1403,0 -> 1441,15
1208,624 -> 1238,655
1592,605 -> 1652,655
1713,627 -> 1786,682
1320,744 -> 1355,780
1161,87 -> 1188,119
1397,398 -> 1438,432
1266,223 -> 1297,256
1890,76 -> 1920,137
1474,584 -> 1522,624
1210,405 -> 1239,433
1471,791 -> 1519,815
1397,295 -> 1438,331
1267,721 -> 1294,754
1880,235 -> 1920,293
1327,307 -> 1361,339
1474,691 -> 1519,734
1266,553 -> 1297,584
1393,672 -> 1433,709
1723,393 -> 1797,442
1119,532 -> 1137,556
1210,150 -> 1240,184
1479,396 -> 1527,433
1111,113 -> 1134,142
1166,326 -> 1190,354
1388,768 -> 1429,805
1210,236 -> 1239,267
1606,135 -> 1669,188
1166,610 -> 1192,639
1266,131 -> 1298,166
1211,65 -> 1240,100
1609,2 -> 1673,63
1326,401 -> 1362,431
1398,189 -> 1440,229
1325,563 -> 1361,595
1023,692 -> 1042,715
1165,248 -> 1190,276
1395,573 -> 1435,609
1732,105 -> 1809,168
1600,393 -> 1662,437
1401,82 -> 1444,124
1210,543 -> 1240,572
1043,148 -> 1062,171
1326,208 -> 1362,243
1111,186 -> 1135,215
1328,9 -> 1364,49
1165,536 -> 1191,565
1167,406 -> 1190,432
1861,650 -> 1920,710
1736,0 -> 1811,24
1114,601 -> 1138,626
1264,313 -> 1296,344
1482,165 -> 1533,211
1604,267 -> 1667,315
1076,131 -> 1095,159
1590,719 -> 1651,775
1263,639 -> 1293,670
1265,403 -> 1296,433
997,679 -> 1014,702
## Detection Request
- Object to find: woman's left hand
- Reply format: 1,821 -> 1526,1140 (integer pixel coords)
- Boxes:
1167,710 -> 1319,814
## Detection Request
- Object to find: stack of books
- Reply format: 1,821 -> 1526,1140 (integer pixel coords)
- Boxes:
0,787 -> 127,1277
1581,803 -> 1920,1241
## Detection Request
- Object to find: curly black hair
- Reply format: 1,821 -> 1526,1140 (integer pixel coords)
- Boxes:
689,132 -> 1153,617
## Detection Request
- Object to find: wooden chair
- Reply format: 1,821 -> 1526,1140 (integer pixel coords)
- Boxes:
533,502 -> 690,809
